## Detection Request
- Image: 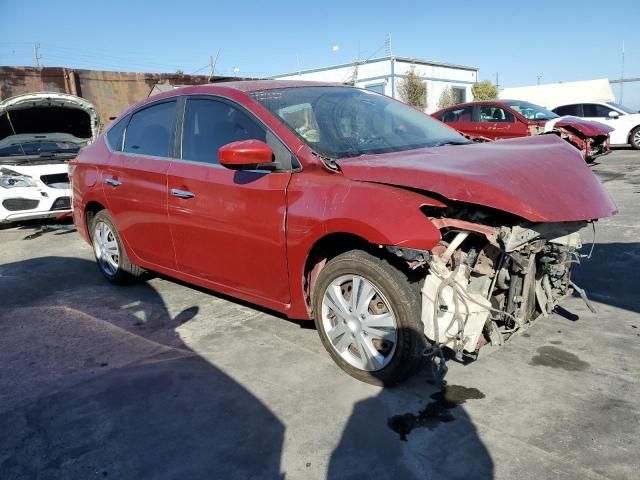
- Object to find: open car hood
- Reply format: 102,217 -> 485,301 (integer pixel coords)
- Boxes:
337,134 -> 617,223
545,116 -> 613,137
0,92 -> 100,146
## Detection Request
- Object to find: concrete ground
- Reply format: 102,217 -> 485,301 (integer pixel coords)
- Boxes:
1,149 -> 639,480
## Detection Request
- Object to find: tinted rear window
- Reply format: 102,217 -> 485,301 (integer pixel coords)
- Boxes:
124,101 -> 176,158
106,115 -> 128,151
554,105 -> 579,116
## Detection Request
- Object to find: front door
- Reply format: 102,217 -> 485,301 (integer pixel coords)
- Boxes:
581,103 -> 626,144
476,104 -> 527,140
167,96 -> 292,304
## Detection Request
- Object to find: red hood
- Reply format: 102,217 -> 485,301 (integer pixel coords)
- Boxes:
337,135 -> 617,223
543,116 -> 614,136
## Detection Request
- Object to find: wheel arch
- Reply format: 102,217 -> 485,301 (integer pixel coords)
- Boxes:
627,124 -> 640,145
301,231 -> 427,319
84,200 -> 106,243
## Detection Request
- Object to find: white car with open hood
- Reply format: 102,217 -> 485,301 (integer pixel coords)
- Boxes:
0,92 -> 99,224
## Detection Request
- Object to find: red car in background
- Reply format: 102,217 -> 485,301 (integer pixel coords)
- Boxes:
432,99 -> 613,161
71,82 -> 616,385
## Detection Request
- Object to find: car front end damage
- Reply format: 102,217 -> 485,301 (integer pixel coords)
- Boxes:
543,125 -> 610,161
542,117 -> 613,161
337,134 -> 617,370
415,211 -> 592,362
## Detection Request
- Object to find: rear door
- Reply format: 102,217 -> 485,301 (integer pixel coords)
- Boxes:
103,100 -> 177,269
553,104 -> 581,117
166,96 -> 292,304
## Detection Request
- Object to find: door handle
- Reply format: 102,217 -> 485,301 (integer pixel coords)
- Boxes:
170,188 -> 195,199
105,178 -> 122,187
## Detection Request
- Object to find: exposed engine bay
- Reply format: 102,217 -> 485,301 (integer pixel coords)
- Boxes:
409,206 -> 595,363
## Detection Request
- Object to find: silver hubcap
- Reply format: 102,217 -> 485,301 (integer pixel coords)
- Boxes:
93,221 -> 120,276
633,130 -> 640,147
321,275 -> 398,371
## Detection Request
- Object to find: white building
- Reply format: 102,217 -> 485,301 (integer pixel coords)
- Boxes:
271,56 -> 478,113
499,79 -> 615,108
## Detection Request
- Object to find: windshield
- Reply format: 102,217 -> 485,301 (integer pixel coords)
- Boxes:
0,141 -> 80,157
250,87 -> 469,159
503,100 -> 558,121
607,102 -> 637,114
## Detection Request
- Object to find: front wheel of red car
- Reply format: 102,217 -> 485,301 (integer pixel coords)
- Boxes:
90,210 -> 144,284
312,250 -> 425,386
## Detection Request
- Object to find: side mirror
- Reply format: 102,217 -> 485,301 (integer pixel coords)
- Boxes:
219,139 -> 274,170
608,111 -> 620,119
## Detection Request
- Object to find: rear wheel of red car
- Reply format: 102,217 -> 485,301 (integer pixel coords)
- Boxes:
630,127 -> 640,150
312,250 -> 425,386
90,210 -> 144,284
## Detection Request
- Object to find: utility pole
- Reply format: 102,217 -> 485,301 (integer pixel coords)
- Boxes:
495,72 -> 499,89
208,49 -> 221,83
33,43 -> 41,68
385,33 -> 393,57
620,40 -> 625,103
296,53 -> 301,77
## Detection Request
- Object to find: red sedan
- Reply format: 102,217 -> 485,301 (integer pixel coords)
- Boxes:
71,81 -> 616,385
432,99 -> 613,160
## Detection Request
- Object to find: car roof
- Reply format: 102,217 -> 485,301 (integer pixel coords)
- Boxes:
109,80 -> 352,127
432,99 -> 511,115
166,79 -> 345,96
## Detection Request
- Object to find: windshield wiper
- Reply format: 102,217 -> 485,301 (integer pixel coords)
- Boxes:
431,140 -> 472,147
312,151 -> 341,171
38,151 -> 77,157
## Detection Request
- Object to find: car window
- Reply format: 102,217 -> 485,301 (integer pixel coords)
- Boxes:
123,101 -> 177,158
479,105 -> 514,123
583,103 -> 615,117
105,115 -> 128,151
438,106 -> 473,123
553,104 -> 579,116
503,100 -> 558,120
181,97 -> 295,169
251,87 -> 469,159
607,102 -> 635,114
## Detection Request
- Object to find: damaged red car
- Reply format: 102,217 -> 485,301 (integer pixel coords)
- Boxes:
71,82 -> 616,385
432,99 -> 613,161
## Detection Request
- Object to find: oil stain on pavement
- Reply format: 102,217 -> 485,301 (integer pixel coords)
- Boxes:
529,345 -> 590,371
388,385 -> 485,441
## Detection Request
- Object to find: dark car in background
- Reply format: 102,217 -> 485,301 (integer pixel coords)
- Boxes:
432,99 -> 613,160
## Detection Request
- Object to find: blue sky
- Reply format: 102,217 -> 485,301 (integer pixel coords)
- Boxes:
2,0 -> 639,107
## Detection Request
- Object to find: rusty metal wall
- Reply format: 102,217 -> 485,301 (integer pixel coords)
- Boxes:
0,66 -> 239,129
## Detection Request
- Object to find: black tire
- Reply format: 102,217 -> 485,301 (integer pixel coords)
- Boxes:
90,210 -> 144,284
630,126 -> 640,150
312,250 -> 425,386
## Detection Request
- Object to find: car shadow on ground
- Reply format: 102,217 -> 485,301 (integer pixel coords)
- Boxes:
0,250 -> 495,479
0,255 -> 286,479
572,242 -> 640,314
327,370 -> 493,479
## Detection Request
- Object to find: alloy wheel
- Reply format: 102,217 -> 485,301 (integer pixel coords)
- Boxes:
93,221 -> 120,277
320,275 -> 398,371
